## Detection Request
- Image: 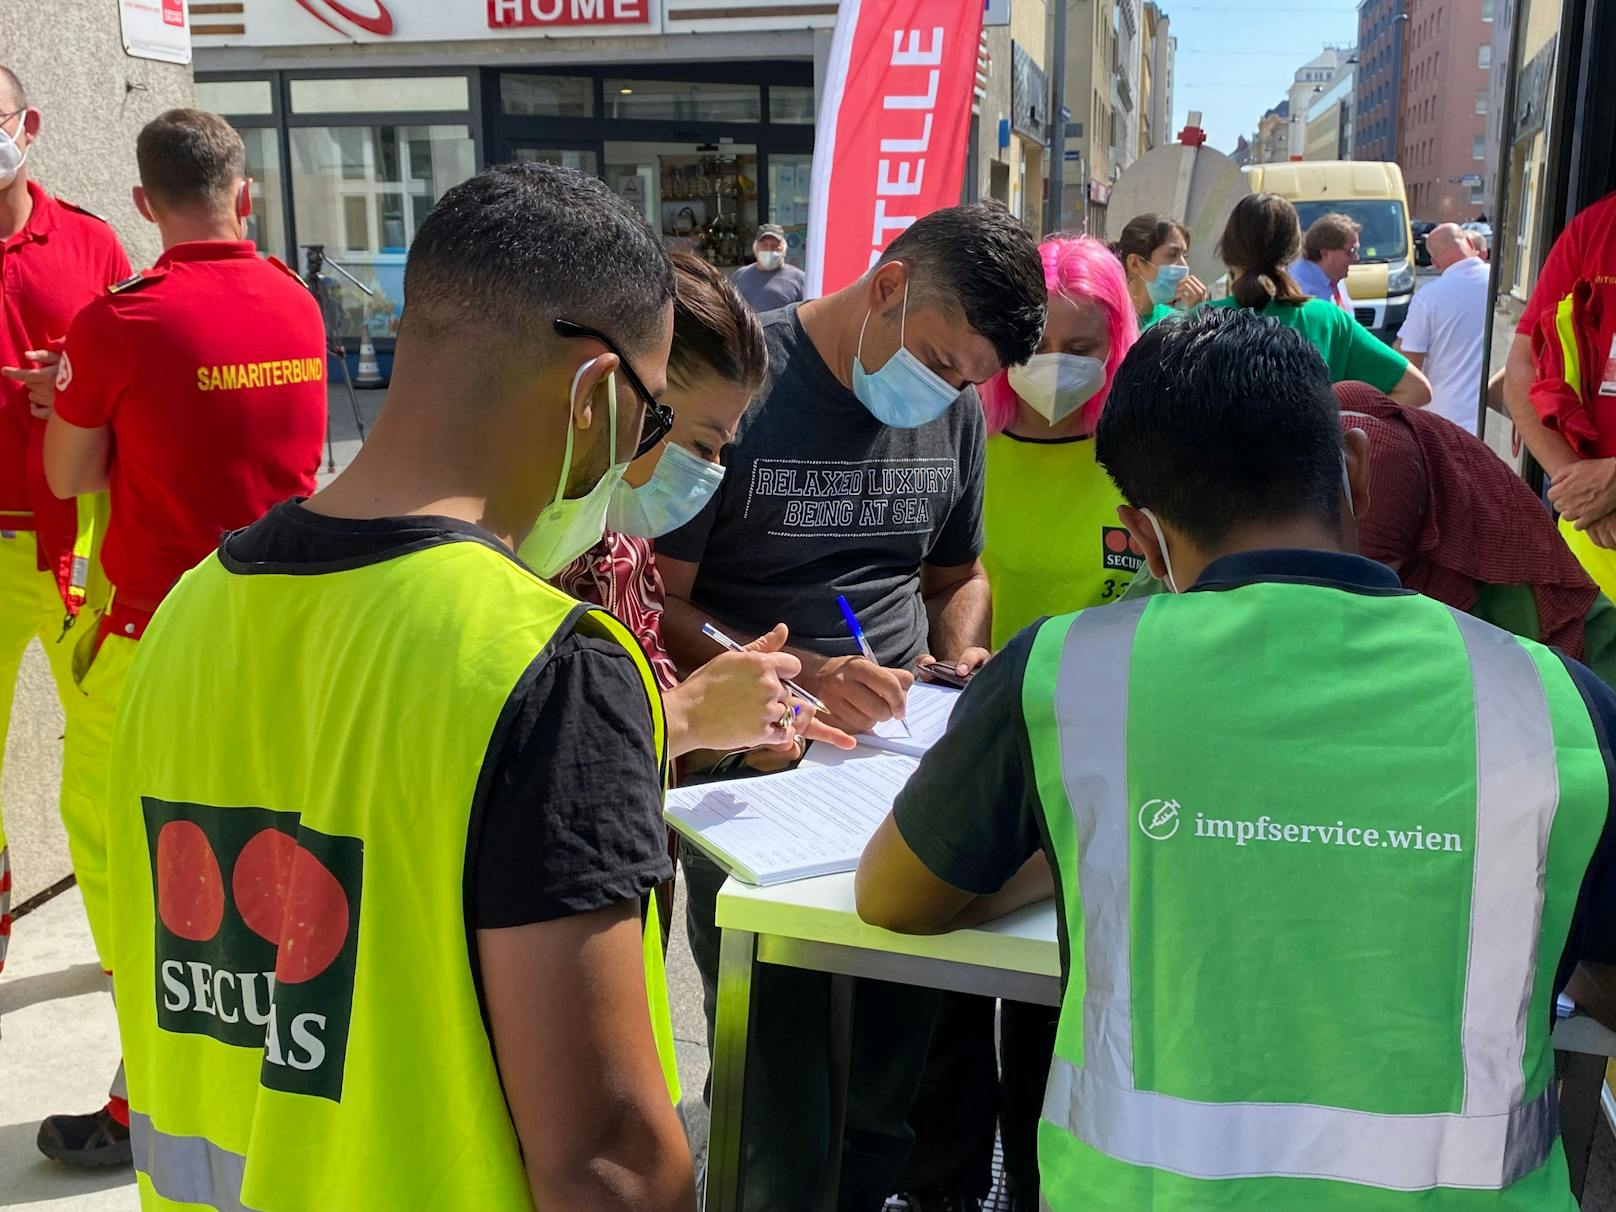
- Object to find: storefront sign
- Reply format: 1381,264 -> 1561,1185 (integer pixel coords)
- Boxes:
489,0 -> 652,29
215,0 -> 660,44
121,0 -> 192,64
806,0 -> 985,297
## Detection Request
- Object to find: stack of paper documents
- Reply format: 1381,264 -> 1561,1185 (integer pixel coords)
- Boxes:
666,753 -> 918,885
861,681 -> 962,758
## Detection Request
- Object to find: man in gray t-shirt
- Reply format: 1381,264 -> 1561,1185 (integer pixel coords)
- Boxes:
731,223 -> 806,312
657,203 -> 1046,1212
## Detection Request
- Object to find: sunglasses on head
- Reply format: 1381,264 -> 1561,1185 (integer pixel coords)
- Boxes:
554,318 -> 673,460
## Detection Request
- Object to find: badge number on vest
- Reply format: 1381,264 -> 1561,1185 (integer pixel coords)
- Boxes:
142,798 -> 365,1102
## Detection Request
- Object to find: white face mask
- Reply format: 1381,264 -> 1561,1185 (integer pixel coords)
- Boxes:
517,363 -> 629,577
0,116 -> 29,189
606,440 -> 726,538
756,249 -> 784,271
1006,353 -> 1107,425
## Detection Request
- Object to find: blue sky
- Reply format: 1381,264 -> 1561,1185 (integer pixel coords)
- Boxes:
1165,1 -> 1362,154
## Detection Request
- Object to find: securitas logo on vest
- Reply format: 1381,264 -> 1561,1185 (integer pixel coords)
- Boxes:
1102,527 -> 1145,574
143,798 -> 364,1102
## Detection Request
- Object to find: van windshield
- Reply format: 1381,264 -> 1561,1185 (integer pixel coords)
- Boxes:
1293,200 -> 1409,263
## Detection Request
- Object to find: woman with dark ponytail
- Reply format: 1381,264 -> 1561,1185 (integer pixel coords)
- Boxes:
1208,192 -> 1432,407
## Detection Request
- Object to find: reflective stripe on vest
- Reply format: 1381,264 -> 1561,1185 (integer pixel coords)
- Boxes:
67,494 -> 95,605
1040,599 -> 1561,1190
131,1113 -> 250,1212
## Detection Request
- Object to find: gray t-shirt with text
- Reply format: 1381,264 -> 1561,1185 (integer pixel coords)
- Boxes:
657,304 -> 986,669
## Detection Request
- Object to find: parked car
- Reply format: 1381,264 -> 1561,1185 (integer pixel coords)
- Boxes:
1412,220 -> 1436,267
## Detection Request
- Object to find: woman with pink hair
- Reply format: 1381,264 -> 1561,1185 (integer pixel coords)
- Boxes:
979,233 -> 1141,648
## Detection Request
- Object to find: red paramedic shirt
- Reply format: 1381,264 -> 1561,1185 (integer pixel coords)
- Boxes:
53,241 -> 326,606
0,181 -> 131,588
1518,191 -> 1616,456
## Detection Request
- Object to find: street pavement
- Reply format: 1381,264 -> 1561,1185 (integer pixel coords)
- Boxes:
2,382 -> 1612,1209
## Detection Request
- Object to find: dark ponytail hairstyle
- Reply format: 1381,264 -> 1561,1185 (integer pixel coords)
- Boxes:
1111,212 -> 1190,275
1215,192 -> 1309,310
666,248 -> 768,393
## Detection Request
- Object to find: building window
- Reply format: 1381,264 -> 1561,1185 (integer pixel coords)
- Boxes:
1476,88 -> 1488,114
289,124 -> 475,341
239,128 -> 286,260
1478,44 -> 1492,69
1474,134 -> 1486,159
604,79 -> 762,123
289,76 -> 470,115
1471,184 -> 1486,205
499,74 -> 593,118
769,86 -> 816,125
1482,0 -> 1494,19
195,79 -> 274,116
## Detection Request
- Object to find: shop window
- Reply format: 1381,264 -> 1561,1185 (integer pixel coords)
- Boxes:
604,80 -> 762,123
239,128 -> 287,260
769,86 -> 815,125
196,79 -> 274,117
290,76 -> 469,115
289,124 -> 474,341
767,153 -> 812,269
510,147 -> 599,175
500,74 -> 593,118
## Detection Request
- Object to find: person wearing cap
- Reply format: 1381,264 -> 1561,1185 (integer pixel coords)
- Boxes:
731,223 -> 805,313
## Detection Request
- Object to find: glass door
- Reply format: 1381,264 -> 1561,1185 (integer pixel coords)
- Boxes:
604,141 -> 760,272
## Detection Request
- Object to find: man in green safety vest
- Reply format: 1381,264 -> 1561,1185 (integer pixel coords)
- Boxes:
105,164 -> 696,1211
857,306 -> 1616,1210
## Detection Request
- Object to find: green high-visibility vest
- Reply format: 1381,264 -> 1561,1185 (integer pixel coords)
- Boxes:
107,533 -> 678,1211
1023,584 -> 1607,1210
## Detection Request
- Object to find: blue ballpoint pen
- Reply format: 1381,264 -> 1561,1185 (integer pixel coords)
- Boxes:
836,594 -> 911,737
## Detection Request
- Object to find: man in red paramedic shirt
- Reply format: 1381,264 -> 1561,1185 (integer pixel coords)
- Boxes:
0,65 -> 130,982
37,107 -> 325,1167
1504,190 -> 1616,598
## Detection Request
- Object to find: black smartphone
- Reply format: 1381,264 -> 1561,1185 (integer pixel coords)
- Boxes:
917,662 -> 972,689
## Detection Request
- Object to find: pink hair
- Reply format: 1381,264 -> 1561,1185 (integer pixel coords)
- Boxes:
979,234 -> 1139,436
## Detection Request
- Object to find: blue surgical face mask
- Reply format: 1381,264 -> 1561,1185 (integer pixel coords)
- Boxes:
1147,262 -> 1189,307
851,281 -> 961,428
606,440 -> 726,538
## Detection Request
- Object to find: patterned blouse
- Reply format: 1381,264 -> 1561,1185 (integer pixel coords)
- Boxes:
553,530 -> 681,694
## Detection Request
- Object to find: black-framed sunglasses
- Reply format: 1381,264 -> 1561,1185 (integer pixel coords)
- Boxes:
554,317 -> 673,460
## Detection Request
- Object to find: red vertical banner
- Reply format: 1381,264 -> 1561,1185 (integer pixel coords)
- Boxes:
805,0 -> 986,298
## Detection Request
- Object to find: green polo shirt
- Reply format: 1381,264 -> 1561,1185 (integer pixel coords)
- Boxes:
1204,296 -> 1408,392
1139,303 -> 1178,330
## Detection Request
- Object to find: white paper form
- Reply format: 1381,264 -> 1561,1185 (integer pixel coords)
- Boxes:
862,682 -> 962,758
666,753 -> 919,885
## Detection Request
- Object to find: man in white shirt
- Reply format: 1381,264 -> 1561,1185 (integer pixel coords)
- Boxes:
1396,224 -> 1489,430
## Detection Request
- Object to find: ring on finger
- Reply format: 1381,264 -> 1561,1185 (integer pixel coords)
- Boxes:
774,704 -> 794,730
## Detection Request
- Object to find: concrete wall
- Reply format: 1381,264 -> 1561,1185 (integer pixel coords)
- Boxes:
0,3 -> 194,268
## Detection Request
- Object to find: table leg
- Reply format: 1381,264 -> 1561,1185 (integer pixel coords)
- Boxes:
818,973 -> 856,1212
1557,1049 -> 1604,1201
707,927 -> 758,1212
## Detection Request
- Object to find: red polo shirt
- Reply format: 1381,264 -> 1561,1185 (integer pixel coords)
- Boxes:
0,181 -> 130,587
52,241 -> 326,606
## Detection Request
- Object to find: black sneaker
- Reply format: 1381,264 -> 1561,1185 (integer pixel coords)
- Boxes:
37,1106 -> 132,1168
902,1186 -> 982,1212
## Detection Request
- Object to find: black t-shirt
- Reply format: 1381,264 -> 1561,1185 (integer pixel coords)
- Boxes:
656,303 -> 986,669
895,548 -> 1616,1002
222,503 -> 672,930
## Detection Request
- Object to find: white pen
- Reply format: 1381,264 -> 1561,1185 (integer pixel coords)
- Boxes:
701,622 -> 829,714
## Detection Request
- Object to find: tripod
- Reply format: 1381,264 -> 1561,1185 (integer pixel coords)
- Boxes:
303,244 -> 372,473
